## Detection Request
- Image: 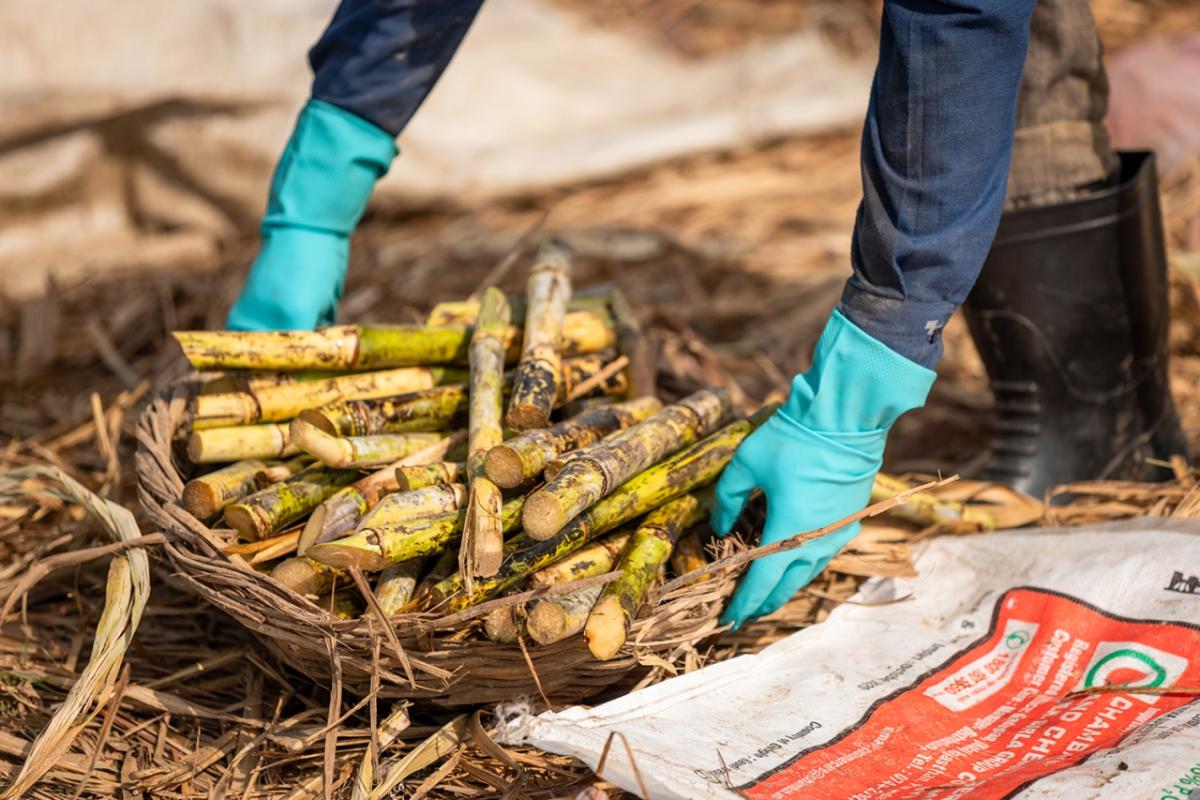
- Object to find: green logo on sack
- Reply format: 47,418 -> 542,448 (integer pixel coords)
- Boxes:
1083,648 -> 1167,690
1005,631 -> 1030,650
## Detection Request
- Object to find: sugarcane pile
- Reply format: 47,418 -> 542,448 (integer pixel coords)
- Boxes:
172,241 -> 753,661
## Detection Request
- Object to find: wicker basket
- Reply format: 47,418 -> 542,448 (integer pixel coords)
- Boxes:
136,380 -> 736,707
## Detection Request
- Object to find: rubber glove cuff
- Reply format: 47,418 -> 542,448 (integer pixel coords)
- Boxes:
713,310 -> 936,627
227,100 -> 398,331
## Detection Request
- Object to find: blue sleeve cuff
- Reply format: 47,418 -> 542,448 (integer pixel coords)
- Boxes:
837,279 -> 958,370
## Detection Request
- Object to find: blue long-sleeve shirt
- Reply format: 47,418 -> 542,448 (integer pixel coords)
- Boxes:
308,0 -> 1037,368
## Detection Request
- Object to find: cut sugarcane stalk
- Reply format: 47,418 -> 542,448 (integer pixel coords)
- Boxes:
375,558 -> 426,615
254,455 -> 311,488
426,292 -> 611,327
293,353 -> 623,440
528,585 -> 603,646
585,492 -> 707,660
192,367 -> 464,429
182,459 -> 268,518
522,388 -> 730,540
871,473 -> 998,529
299,385 -> 467,437
506,240 -> 573,431
188,423 -> 297,464
483,605 -> 526,644
299,433 -> 463,552
175,314 -> 614,372
608,287 -> 656,399
305,497 -> 525,572
431,415 -> 754,610
462,287 -> 510,579
223,465 -> 360,540
272,556 -> 343,597
288,420 -> 445,469
395,461 -> 465,491
485,397 -> 661,489
357,484 -> 467,531
411,549 -> 459,608
528,532 -> 630,588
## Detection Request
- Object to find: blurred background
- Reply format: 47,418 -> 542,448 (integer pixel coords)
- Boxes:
3,0 -> 1200,474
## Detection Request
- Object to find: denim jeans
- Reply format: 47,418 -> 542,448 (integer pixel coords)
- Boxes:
310,0 -> 1070,370
309,0 -> 484,136
838,1 -> 1037,368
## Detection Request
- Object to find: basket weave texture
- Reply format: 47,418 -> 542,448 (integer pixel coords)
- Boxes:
136,381 -> 734,707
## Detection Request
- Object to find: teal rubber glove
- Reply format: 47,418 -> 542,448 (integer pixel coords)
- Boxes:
227,99 -> 398,331
713,309 -> 936,628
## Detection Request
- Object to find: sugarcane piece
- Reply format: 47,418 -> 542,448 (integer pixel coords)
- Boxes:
608,287 -> 656,399
298,432 -> 464,552
486,397 -> 663,489
199,369 -> 349,395
223,465 -> 360,541
528,532 -> 630,589
316,591 -> 362,620
254,455 -> 312,488
288,420 -> 444,469
528,585 -> 604,646
459,288 -> 510,580
192,367 -> 464,429
357,483 -> 467,530
176,314 -> 613,373
412,548 -> 459,607
432,416 -> 754,609
175,325 -> 466,371
561,350 -> 628,401
669,530 -> 709,582
542,428 -> 625,481
182,459 -> 268,518
299,385 -> 468,437
188,423 -> 298,464
585,493 -> 707,660
272,556 -> 343,597
395,461 -> 465,491
483,605 -> 527,644
375,558 -> 426,615
506,240 -> 573,431
522,388 -> 730,540
871,473 -> 998,529
306,497 -> 525,571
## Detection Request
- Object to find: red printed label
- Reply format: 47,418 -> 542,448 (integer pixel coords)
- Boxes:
743,587 -> 1200,800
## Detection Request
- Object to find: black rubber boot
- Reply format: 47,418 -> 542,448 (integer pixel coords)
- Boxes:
963,151 -> 1189,497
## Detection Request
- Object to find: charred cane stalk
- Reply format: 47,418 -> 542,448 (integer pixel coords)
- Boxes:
462,288 -> 510,579
395,461 -> 465,491
305,498 -> 525,571
505,240 -> 573,431
522,388 -> 730,539
223,465 -> 360,540
182,459 -> 269,518
192,367 -> 464,429
484,397 -> 662,489
432,415 -> 754,610
585,492 -> 708,660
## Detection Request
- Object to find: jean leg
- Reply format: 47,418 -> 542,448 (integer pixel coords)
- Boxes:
839,0 -> 1037,368
309,0 -> 485,137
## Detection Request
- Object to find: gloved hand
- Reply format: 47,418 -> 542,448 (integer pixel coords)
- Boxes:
713,309 -> 936,628
227,99 -> 398,331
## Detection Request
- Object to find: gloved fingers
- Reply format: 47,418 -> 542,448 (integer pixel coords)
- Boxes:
711,456 -> 758,537
753,554 -> 825,619
718,551 -> 790,629
749,519 -> 861,619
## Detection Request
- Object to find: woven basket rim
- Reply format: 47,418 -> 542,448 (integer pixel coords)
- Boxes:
135,379 -> 741,706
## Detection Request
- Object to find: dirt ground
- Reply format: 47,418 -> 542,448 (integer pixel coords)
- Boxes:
4,2 -> 1200,798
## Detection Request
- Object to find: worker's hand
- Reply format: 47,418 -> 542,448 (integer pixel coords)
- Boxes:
227,99 -> 397,331
713,310 -> 936,628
